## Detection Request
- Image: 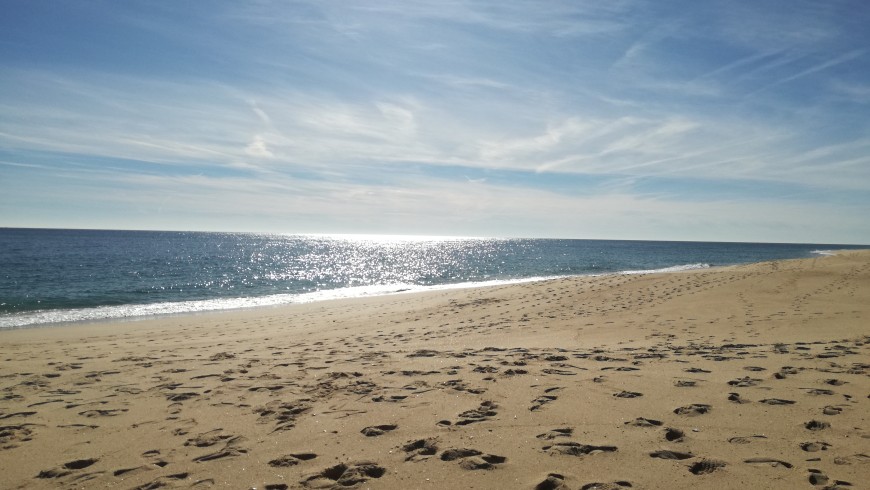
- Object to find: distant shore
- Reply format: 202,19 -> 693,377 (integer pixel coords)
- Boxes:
1,251 -> 868,489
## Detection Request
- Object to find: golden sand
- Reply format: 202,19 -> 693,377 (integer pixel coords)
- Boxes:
1,251 -> 868,489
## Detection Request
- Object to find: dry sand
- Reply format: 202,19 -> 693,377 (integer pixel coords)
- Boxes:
1,251 -> 868,490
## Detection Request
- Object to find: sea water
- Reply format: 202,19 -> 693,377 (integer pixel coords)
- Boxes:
0,228 -> 865,328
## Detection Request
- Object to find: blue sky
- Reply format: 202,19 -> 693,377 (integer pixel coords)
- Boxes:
1,0 -> 869,243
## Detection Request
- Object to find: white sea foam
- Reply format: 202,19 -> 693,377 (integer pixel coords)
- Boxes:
0,275 -> 566,329
810,250 -> 837,256
621,263 -> 711,275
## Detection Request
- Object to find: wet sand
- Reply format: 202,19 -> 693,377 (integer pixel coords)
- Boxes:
1,251 -> 868,489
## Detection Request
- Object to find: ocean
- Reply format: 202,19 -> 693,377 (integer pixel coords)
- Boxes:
1,228 -> 865,329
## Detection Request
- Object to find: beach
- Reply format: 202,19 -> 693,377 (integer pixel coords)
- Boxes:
1,250 -> 868,489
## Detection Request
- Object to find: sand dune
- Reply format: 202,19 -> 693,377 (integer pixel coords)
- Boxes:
1,251 -> 868,489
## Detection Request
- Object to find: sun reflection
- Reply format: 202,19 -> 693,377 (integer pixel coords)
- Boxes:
296,233 -> 490,243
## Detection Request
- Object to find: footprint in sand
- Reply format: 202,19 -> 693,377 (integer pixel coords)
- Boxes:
650,450 -> 694,460
452,401 -> 498,426
728,435 -> 767,444
544,355 -> 569,362
503,368 -> 529,376
184,429 -> 236,447
759,398 -> 796,405
800,441 -> 831,452
129,472 -> 189,489
165,391 -> 199,402
407,349 -> 439,358
268,452 -> 317,467
833,453 -> 870,465
806,388 -> 835,396
112,465 -> 149,477
535,473 -> 569,490
402,438 -> 438,461
728,392 -> 750,404
808,470 -> 828,486
360,424 -> 397,437
371,394 -> 408,402
744,457 -> 793,468
440,448 -> 506,470
624,417 -> 662,427
169,418 -> 198,436
530,395 -> 558,411
441,379 -> 487,395
0,423 -> 37,449
612,391 -> 643,398
728,376 -> 762,387
78,409 -> 127,417
253,399 -> 312,432
192,436 -> 247,462
673,404 -> 711,416
301,462 -> 386,487
688,459 -> 726,475
37,458 -> 99,479
537,428 -> 573,440
541,368 -> 579,376
804,420 -> 830,431
542,442 -> 617,457
664,428 -> 685,442
580,482 -> 633,490
208,352 -> 236,361
773,366 -> 800,379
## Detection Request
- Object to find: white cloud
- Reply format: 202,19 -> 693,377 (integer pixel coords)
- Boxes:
0,160 -> 46,169
749,49 -> 868,95
6,160 -> 866,242
2,1 -> 869,242
245,135 -> 273,158
2,68 -> 868,194
342,0 -> 634,37
479,117 -> 595,164
829,80 -> 870,104
420,74 -> 514,91
250,102 -> 272,125
375,102 -> 417,136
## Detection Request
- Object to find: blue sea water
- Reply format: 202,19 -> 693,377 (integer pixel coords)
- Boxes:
0,228 -> 866,329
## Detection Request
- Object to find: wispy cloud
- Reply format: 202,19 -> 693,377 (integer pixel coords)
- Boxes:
829,80 -> 870,104
245,135 -> 274,158
344,0 -> 634,37
0,160 -> 45,169
748,49 -> 867,96
1,0 -> 869,241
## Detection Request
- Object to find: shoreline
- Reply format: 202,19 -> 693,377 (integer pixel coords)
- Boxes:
0,274 -> 572,331
2,251 -> 850,331
0,251 -> 867,489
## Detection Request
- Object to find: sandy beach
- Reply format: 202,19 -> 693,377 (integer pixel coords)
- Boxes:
1,251 -> 868,490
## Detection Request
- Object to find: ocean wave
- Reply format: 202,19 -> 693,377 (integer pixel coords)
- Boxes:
810,250 -> 837,256
621,263 -> 711,275
0,275 -> 566,329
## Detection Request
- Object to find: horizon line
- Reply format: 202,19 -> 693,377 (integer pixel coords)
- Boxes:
2,226 -> 868,247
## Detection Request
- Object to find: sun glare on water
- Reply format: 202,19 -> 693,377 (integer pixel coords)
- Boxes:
295,233 -> 490,243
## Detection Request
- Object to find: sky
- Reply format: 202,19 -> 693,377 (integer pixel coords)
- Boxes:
1,0 -> 869,243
